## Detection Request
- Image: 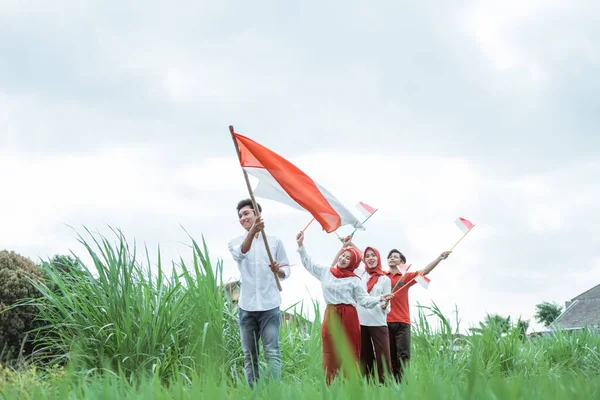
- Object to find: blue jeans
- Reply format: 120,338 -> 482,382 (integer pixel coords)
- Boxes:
238,306 -> 282,386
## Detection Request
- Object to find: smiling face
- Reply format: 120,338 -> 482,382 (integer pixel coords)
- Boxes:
238,205 -> 257,231
337,250 -> 353,269
387,250 -> 406,268
364,248 -> 379,269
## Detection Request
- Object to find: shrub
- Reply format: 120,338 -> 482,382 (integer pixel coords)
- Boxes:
38,254 -> 85,295
0,250 -> 45,363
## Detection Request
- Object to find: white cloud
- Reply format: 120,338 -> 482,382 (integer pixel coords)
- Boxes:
459,1 -> 571,82
1,1 -> 598,336
0,149 -> 219,251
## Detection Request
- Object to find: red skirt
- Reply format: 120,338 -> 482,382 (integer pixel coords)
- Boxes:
322,304 -> 361,385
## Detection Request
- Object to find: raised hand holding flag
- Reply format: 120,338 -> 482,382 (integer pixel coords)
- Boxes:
229,125 -> 282,291
328,201 -> 378,242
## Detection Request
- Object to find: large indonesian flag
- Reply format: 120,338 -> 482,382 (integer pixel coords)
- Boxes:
233,131 -> 365,233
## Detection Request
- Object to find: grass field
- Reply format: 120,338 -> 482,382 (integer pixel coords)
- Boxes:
1,229 -> 599,399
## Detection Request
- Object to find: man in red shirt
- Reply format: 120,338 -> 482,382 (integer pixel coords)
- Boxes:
386,248 -> 451,383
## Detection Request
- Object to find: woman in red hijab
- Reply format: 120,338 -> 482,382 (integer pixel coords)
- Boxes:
332,237 -> 392,384
356,245 -> 393,384
296,231 -> 392,385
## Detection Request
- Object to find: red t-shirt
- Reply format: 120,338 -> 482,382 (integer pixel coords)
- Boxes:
386,271 -> 419,324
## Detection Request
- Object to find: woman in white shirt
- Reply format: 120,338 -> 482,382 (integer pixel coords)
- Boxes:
355,246 -> 392,384
332,238 -> 392,384
295,231 -> 392,385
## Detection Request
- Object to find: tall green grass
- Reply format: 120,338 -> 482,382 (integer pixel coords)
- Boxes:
3,228 -> 599,399
27,227 -> 228,383
25,228 -> 319,386
411,302 -> 600,381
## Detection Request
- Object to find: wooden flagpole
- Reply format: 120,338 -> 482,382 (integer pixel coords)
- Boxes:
229,125 -> 282,291
302,217 -> 315,232
450,224 -> 476,251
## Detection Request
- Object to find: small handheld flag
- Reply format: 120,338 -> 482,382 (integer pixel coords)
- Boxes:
349,201 -> 378,236
398,263 -> 411,274
415,274 -> 430,289
455,217 -> 474,234
391,264 -> 412,292
356,201 -> 377,218
450,217 -> 475,251
391,271 -> 429,296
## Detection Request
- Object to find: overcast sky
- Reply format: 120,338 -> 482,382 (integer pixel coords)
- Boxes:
1,1 -> 598,333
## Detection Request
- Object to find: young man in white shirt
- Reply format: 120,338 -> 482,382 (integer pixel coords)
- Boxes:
227,199 -> 290,387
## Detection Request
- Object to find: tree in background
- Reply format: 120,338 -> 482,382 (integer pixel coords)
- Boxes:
44,254 -> 82,275
0,250 -> 45,363
39,254 -> 85,293
534,301 -> 563,327
483,314 -> 512,334
516,318 -> 530,338
470,313 -> 512,336
470,314 -> 530,339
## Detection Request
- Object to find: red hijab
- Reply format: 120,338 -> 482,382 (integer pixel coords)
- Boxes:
364,246 -> 384,293
330,247 -> 362,279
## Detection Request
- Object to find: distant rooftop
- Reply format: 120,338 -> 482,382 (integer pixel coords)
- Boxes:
550,283 -> 600,330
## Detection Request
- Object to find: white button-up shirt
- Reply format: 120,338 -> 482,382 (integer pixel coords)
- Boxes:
355,268 -> 391,326
228,232 -> 290,312
297,246 -> 382,310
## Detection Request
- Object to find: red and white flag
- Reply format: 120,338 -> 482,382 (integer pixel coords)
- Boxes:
415,274 -> 430,289
233,131 -> 365,233
398,263 -> 411,274
356,201 -> 377,218
455,217 -> 474,234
